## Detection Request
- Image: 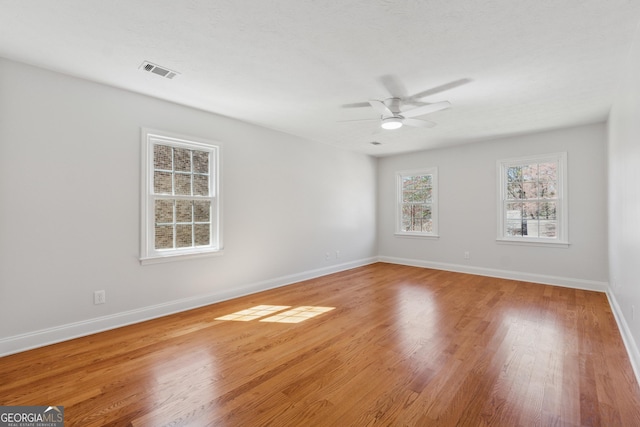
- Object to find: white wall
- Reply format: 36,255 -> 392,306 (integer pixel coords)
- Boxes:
377,123 -> 609,289
607,22 -> 640,376
0,58 -> 377,355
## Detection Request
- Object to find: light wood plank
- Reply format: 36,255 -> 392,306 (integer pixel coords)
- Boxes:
1,263 -> 639,426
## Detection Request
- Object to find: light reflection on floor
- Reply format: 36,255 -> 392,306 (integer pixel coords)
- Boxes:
142,349 -> 219,426
215,305 -> 335,323
493,310 -> 562,419
395,284 -> 438,343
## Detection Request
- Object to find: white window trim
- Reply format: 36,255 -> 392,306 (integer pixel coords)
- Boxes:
140,128 -> 223,265
395,167 -> 439,238
496,152 -> 568,248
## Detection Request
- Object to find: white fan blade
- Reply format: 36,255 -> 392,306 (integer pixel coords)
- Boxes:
403,118 -> 437,128
402,101 -> 451,118
379,74 -> 408,98
341,101 -> 371,108
368,100 -> 393,116
407,78 -> 472,101
338,118 -> 379,123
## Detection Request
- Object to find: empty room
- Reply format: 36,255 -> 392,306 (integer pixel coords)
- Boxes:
2,1 -> 640,426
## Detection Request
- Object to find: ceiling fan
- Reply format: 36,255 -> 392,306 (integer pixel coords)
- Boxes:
342,76 -> 470,130
365,98 -> 451,130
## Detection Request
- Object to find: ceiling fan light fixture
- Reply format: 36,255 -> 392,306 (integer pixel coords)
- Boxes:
381,117 -> 403,130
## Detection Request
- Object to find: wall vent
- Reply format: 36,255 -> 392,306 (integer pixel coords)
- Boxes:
139,61 -> 179,79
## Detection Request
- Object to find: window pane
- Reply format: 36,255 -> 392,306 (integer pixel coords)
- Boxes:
193,151 -> 209,174
421,175 -> 433,186
402,204 -> 432,232
403,189 -> 432,203
402,177 -> 416,191
154,171 -> 172,194
540,221 -> 557,238
539,180 -> 557,199
408,188 -> 431,203
176,224 -> 192,247
522,202 -> 539,220
507,166 -> 522,182
195,224 -> 210,246
402,175 -> 432,203
174,148 -> 191,172
154,145 -> 172,170
403,175 -> 431,189
424,188 -> 433,202
523,219 -> 540,237
506,202 -> 523,220
194,200 -> 211,222
506,220 -> 524,236
539,202 -> 557,219
538,162 -> 557,181
402,190 -> 414,203
507,182 -> 523,199
521,164 -> 538,182
522,182 -> 538,199
402,183 -> 415,193
155,199 -> 173,223
155,225 -> 173,249
175,173 -> 192,195
176,200 -> 192,222
193,175 -> 209,196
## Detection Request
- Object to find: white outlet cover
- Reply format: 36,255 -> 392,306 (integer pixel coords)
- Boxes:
94,290 -> 106,305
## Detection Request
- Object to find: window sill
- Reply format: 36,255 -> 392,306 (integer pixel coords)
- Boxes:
394,232 -> 440,240
496,238 -> 569,249
140,249 -> 224,265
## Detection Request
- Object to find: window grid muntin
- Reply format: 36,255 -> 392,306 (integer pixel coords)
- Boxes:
396,168 -> 438,236
498,153 -> 567,244
502,161 -> 559,239
151,141 -> 215,252
154,197 -> 213,250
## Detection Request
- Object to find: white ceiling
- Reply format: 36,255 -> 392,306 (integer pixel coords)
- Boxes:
1,1 -> 639,156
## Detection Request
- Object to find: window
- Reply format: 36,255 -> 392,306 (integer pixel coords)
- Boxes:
395,168 -> 438,237
140,129 -> 222,264
497,152 -> 567,246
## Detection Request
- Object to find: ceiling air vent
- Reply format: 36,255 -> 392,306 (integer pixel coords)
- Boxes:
139,61 -> 179,79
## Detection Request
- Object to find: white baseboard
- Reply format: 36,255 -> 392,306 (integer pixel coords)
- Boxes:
606,290 -> 640,387
377,256 -> 609,292
0,257 -> 377,357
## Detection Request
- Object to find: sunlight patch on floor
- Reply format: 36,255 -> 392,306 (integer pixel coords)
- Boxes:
215,305 -> 335,323
215,305 -> 291,321
260,306 -> 335,323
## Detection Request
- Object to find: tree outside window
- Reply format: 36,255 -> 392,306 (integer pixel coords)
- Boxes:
396,168 -> 438,237
497,153 -> 567,245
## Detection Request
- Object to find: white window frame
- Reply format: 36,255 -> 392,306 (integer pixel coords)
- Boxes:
140,128 -> 223,264
496,152 -> 568,247
395,168 -> 439,238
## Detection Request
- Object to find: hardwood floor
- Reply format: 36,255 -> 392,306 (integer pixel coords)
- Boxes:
1,263 -> 640,426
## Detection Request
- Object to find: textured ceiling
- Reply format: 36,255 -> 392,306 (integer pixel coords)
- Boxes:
1,0 -> 639,156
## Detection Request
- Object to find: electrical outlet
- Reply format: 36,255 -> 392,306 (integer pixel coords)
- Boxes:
336,250 -> 341,258
94,290 -> 106,305
464,251 -> 470,260
325,252 -> 331,261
